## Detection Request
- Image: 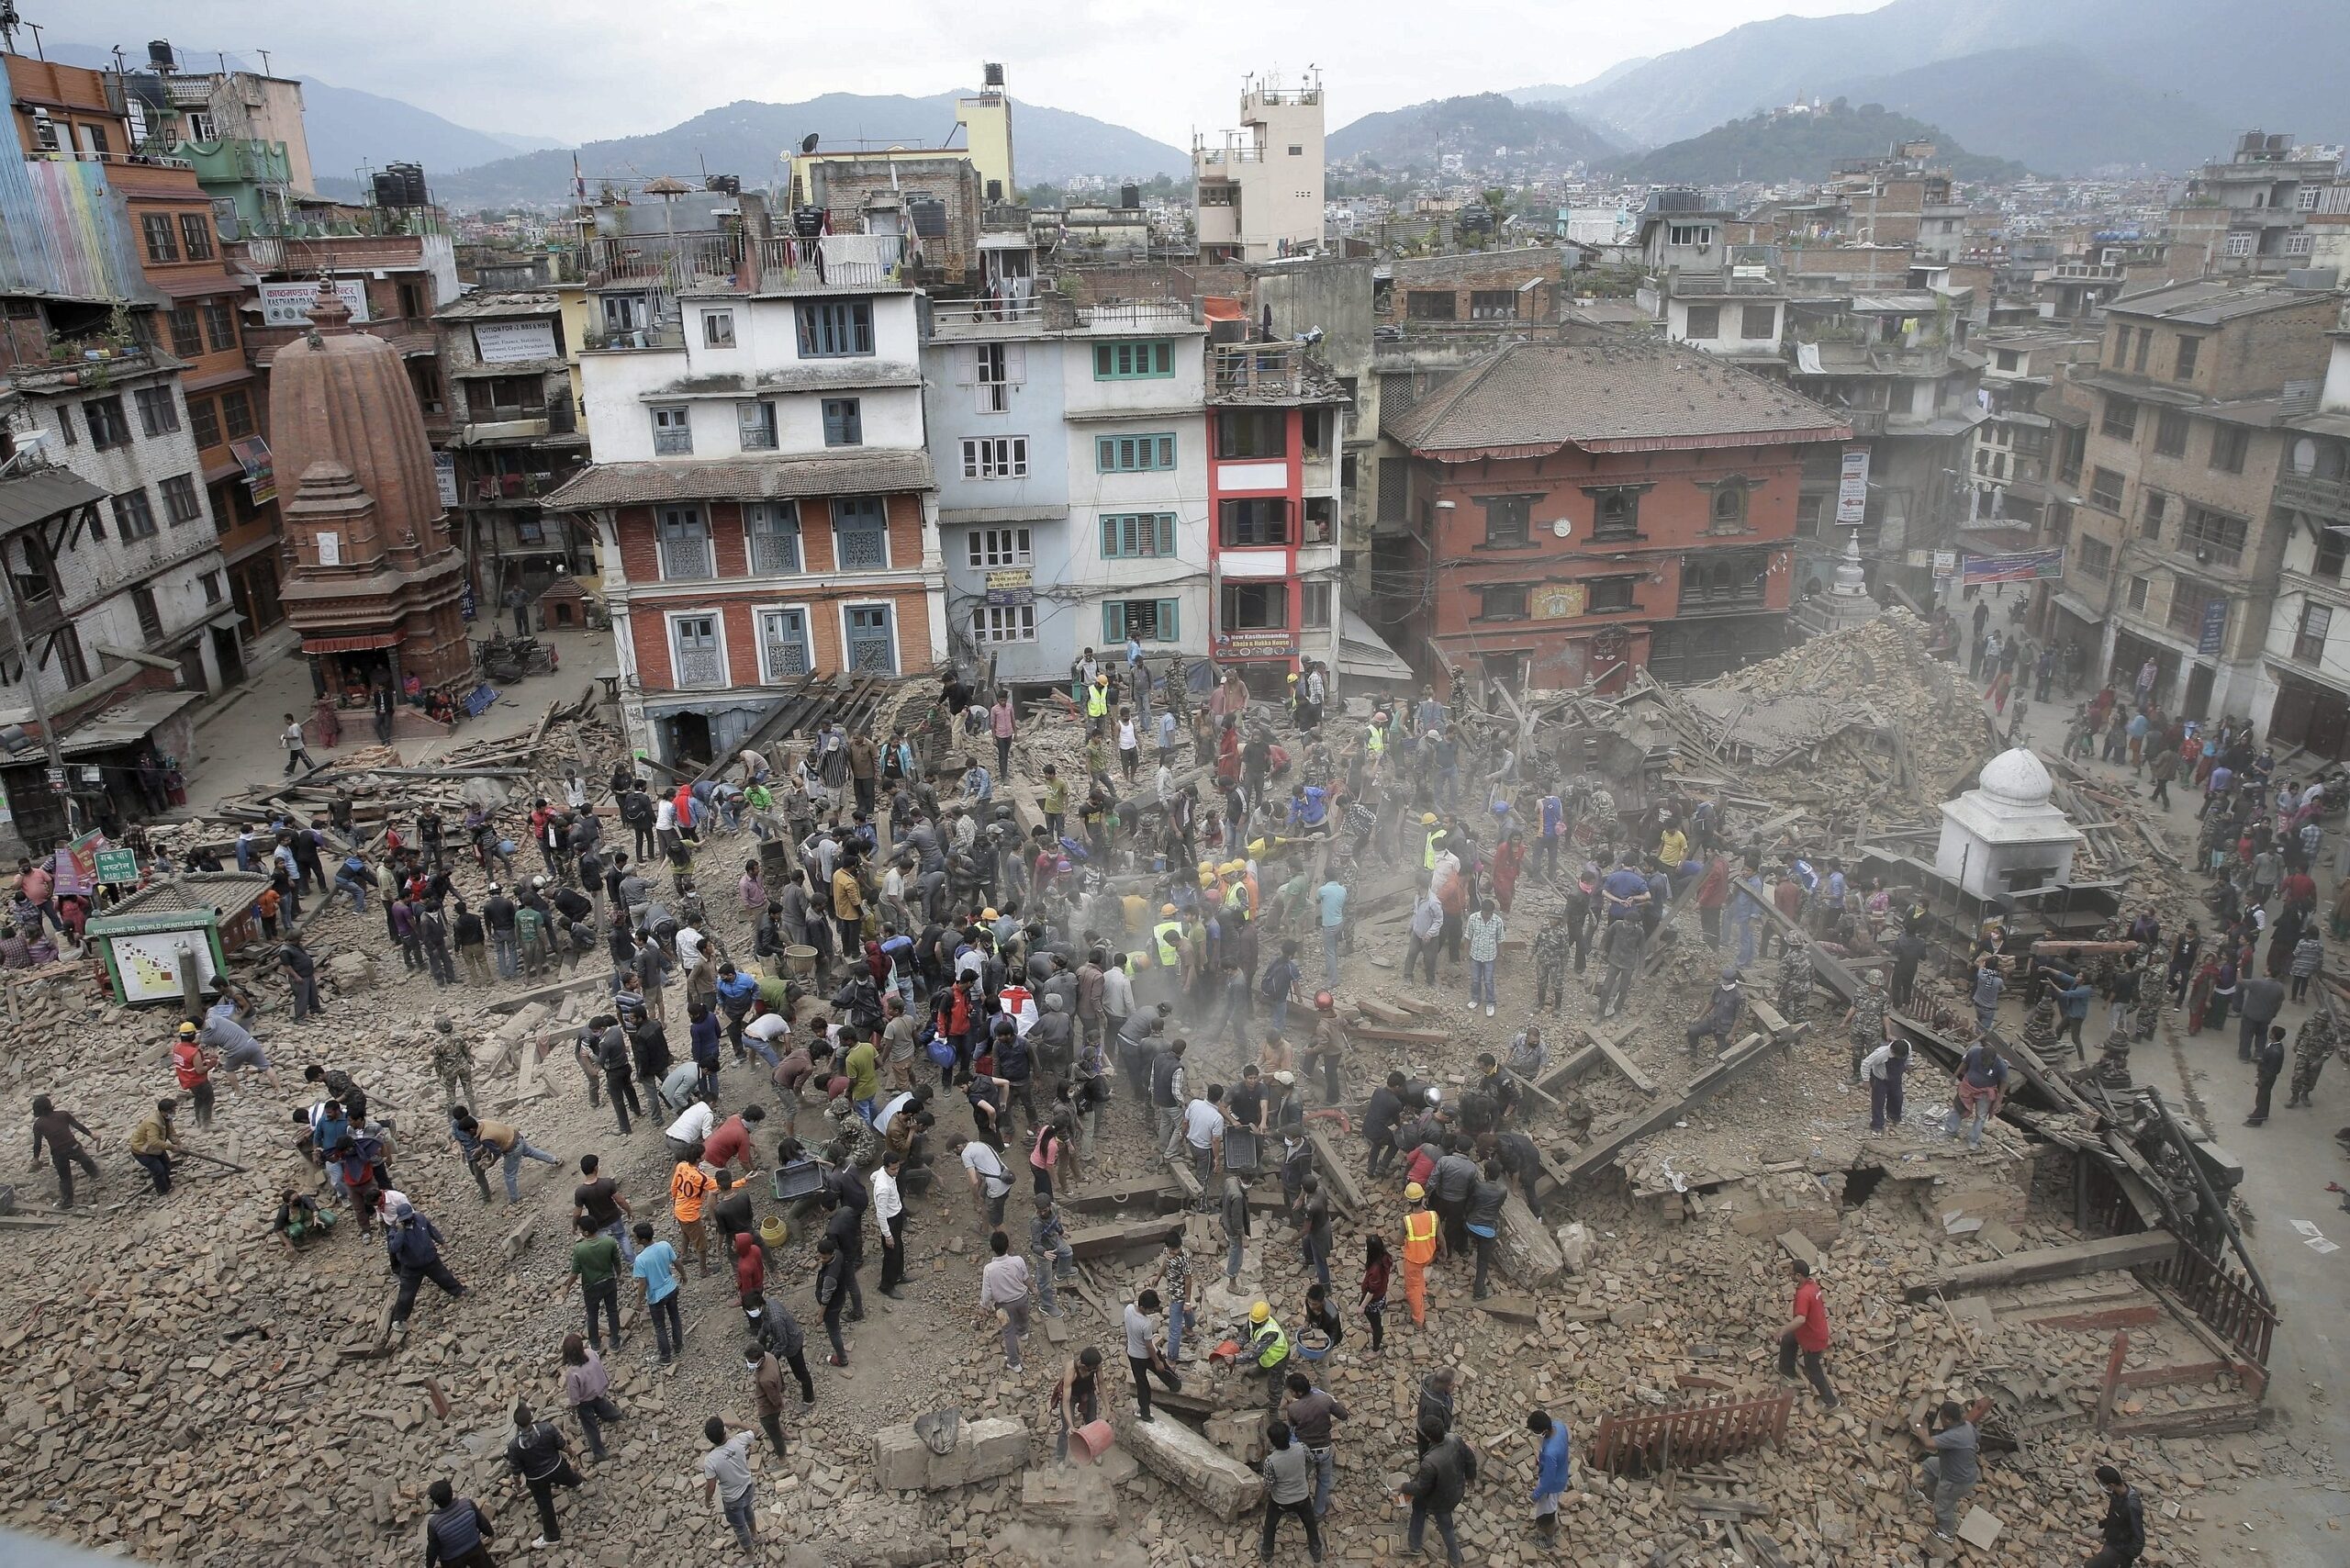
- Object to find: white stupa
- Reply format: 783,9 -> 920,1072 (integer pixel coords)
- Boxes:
1934,747 -> 2085,900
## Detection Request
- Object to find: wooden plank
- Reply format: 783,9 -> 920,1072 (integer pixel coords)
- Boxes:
1595,1036 -> 1658,1096
1304,1126 -> 1366,1213
1905,1233 -> 2181,1303
1067,1216 -> 1177,1262
1350,1024 -> 1449,1047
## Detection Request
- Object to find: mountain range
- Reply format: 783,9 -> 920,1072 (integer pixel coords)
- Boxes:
48,44 -> 558,183
1515,0 -> 2350,173
428,93 -> 1188,208
1611,103 -> 2023,185
1328,94 -> 1615,173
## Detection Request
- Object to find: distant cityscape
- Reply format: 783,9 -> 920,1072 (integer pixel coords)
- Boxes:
7,31 -> 2350,838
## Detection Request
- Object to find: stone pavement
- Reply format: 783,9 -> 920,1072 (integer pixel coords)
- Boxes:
1986,678 -> 2350,1559
178,625 -> 616,818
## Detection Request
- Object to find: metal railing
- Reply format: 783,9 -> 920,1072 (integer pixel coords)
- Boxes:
585,231 -> 744,287
751,236 -> 903,291
1080,299 -> 1195,328
27,148 -> 194,172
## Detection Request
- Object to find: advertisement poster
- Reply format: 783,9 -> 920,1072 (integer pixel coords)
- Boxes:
472,319 -> 559,364
107,930 -> 218,1004
51,831 -> 105,897
259,279 -> 369,327
1835,448 -> 1870,525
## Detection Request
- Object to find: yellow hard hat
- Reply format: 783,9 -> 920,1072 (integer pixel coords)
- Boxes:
1249,1302 -> 1270,1323
1160,902 -> 1178,915
1287,672 -> 1299,683
1199,871 -> 1215,886
1221,860 -> 1243,873
1421,812 -> 1438,825
1404,1182 -> 1426,1201
1197,860 -> 1214,875
1248,838 -> 1268,856
981,907 -> 999,921
177,1021 -> 198,1037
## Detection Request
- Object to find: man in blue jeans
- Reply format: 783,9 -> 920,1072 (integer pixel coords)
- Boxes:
700,1417 -> 758,1552
1463,899 -> 1505,1018
1150,1228 -> 1193,1361
1315,875 -> 1348,990
631,1222 -> 685,1361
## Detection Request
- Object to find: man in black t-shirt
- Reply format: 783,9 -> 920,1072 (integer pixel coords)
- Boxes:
570,1153 -> 634,1263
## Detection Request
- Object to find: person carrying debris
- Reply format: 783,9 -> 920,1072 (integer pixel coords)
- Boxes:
1946,1038 -> 2009,1148
1910,1397 -> 1985,1543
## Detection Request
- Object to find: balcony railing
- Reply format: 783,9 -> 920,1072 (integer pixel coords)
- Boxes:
1080,299 -> 1196,329
583,232 -> 745,289
26,148 -> 193,172
751,235 -> 904,292
2277,469 -> 2350,521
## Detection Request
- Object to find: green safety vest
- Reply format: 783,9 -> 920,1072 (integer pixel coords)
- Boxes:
1253,1316 -> 1289,1368
1424,830 -> 1443,871
1087,686 -> 1109,719
1154,921 -> 1184,968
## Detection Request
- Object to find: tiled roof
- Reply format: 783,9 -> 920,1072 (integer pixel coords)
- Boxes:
542,449 -> 934,510
1384,339 -> 1850,455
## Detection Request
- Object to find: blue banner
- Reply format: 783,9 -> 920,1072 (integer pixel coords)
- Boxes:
1961,549 -> 2065,586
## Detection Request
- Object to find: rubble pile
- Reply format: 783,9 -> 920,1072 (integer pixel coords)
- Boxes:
0,651 -> 2260,1568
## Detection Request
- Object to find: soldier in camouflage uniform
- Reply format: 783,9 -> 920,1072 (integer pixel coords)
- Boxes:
2288,1010 -> 2339,1108
2130,971 -> 2165,1043
1775,939 -> 1815,1027
430,1014 -> 477,1109
1845,969 -> 1887,1081
1531,911 -> 1572,1013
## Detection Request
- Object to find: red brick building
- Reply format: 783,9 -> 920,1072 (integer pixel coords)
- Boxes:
1383,341 -> 1849,691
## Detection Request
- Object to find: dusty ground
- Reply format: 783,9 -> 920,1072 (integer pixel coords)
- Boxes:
0,614 -> 2337,1567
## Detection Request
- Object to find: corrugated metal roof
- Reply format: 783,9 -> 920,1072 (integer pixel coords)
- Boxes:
543,449 -> 934,510
0,466 -> 104,532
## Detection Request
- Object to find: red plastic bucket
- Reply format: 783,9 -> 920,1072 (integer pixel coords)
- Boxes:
1072,1419 -> 1116,1462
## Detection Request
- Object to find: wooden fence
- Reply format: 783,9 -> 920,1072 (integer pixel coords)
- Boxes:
1589,1392 -> 1794,1475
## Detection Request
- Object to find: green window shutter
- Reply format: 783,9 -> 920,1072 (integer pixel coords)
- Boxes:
1158,599 -> 1180,640
1096,435 -> 1114,471
1152,342 -> 1170,375
1103,602 -> 1125,642
1094,344 -> 1113,378
1155,515 -> 1175,555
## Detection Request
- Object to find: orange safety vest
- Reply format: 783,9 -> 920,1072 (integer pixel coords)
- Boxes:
1403,1208 -> 1438,1264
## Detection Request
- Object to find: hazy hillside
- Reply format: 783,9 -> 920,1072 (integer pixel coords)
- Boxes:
1552,0 -> 2350,161
1330,94 -> 1616,172
430,93 -> 1186,208
1829,47 -> 2232,174
1611,102 -> 2025,185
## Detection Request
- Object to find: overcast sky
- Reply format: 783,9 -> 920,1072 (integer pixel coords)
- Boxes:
55,0 -> 1880,149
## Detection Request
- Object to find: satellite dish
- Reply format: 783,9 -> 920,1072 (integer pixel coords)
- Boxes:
800,133 -> 820,154
1552,518 -> 1572,539
2292,436 -> 2318,475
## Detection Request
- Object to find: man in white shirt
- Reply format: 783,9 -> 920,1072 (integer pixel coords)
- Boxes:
955,1134 -> 1014,1229
655,795 -> 679,859
871,1150 -> 907,1297
1180,1084 -> 1225,1194
873,1089 -> 917,1139
699,1417 -> 758,1554
977,1231 -> 1032,1372
676,924 -> 707,968
665,1099 -> 716,1161
745,1009 -> 791,1057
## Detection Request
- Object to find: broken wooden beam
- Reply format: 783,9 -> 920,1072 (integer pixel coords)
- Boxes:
1304,1126 -> 1365,1213
1348,1024 -> 1450,1047
1903,1232 -> 2180,1303
1595,1036 -> 1658,1096
1554,1027 -> 1797,1188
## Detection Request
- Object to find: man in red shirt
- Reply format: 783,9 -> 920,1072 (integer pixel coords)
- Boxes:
171,1026 -> 218,1129
701,1105 -> 766,1179
1775,1259 -> 1839,1408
